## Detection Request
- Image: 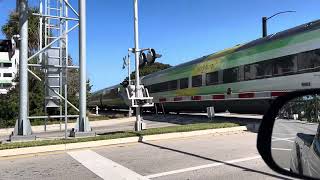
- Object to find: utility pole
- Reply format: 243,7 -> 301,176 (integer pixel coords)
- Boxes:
70,0 -> 93,136
79,0 -> 87,132
133,0 -> 142,131
125,0 -> 159,130
18,0 -> 30,136
72,0 -> 93,135
64,0 -> 69,140
11,0 -> 34,141
262,11 -> 296,37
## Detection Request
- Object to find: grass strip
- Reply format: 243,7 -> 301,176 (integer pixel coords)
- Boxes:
0,122 -> 240,150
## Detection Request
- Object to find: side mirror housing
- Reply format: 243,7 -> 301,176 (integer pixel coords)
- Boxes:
257,89 -> 320,180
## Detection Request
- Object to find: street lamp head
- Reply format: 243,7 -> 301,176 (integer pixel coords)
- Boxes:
262,10 -> 296,38
266,10 -> 296,20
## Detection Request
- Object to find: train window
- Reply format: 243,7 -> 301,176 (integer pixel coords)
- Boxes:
179,78 -> 189,89
244,65 -> 253,80
150,83 -> 160,93
238,66 -> 245,81
145,85 -> 152,93
223,67 -> 239,83
91,94 -> 99,101
110,89 -> 116,95
2,83 -> 11,88
168,80 -> 177,91
253,61 -> 272,79
162,82 -> 169,92
3,63 -> 12,67
156,83 -> 162,92
192,75 -> 202,87
3,73 -> 12,77
96,95 -> 100,101
273,55 -> 297,76
256,62 -> 271,78
206,71 -> 219,85
245,62 -> 269,80
149,84 -> 155,93
297,49 -> 320,72
151,82 -> 168,92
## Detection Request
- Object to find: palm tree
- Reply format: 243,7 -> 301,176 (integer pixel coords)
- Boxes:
1,7 -> 41,54
0,7 -> 46,121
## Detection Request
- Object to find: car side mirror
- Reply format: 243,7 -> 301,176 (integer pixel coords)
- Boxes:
257,89 -> 320,180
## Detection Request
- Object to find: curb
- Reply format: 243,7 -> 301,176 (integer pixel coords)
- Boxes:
0,117 -> 136,136
0,126 -> 247,158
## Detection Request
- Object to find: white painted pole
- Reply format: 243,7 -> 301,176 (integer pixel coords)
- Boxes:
39,0 -> 43,64
79,0 -> 88,132
128,53 -> 132,117
128,53 -> 131,85
133,0 -> 142,131
64,0 -> 69,139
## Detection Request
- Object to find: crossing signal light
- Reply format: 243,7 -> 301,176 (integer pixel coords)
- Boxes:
139,49 -> 162,68
139,52 -> 147,68
146,49 -> 162,64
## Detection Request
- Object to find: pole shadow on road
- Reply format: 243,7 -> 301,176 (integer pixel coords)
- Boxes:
138,140 -> 294,180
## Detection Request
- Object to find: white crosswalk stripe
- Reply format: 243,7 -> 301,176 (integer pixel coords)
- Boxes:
146,155 -> 261,178
68,150 -> 149,180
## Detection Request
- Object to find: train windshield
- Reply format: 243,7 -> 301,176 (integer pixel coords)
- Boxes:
0,40 -> 12,52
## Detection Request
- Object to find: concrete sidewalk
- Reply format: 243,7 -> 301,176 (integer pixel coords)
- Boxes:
0,117 -> 136,136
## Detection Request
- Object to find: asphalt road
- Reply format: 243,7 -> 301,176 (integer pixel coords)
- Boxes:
0,132 -> 295,180
271,119 -> 319,170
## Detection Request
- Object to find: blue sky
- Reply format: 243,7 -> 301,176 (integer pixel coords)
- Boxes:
0,0 -> 319,91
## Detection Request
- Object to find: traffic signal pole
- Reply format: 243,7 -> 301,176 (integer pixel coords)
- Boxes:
133,0 -> 142,131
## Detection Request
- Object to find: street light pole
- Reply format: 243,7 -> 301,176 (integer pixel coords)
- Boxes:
262,11 -> 296,37
133,0 -> 142,131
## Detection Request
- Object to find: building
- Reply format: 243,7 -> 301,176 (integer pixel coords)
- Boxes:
0,39 -> 19,94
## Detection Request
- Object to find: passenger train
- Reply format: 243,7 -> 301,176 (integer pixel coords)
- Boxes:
89,19 -> 320,114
